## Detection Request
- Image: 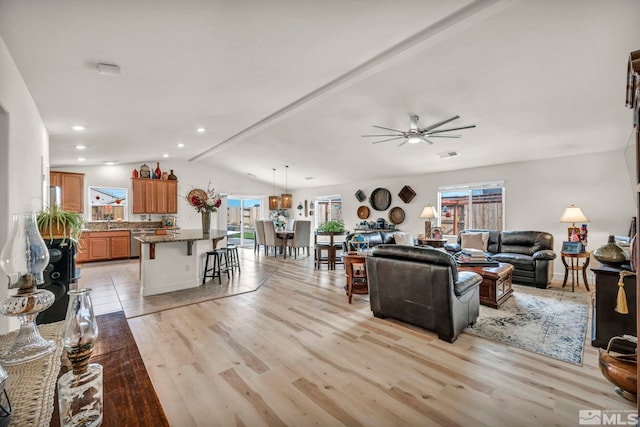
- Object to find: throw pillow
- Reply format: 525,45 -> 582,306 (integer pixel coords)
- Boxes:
394,232 -> 414,246
461,233 -> 485,251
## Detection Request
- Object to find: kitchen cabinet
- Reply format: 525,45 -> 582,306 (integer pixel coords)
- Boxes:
79,231 -> 131,262
131,178 -> 178,214
50,171 -> 85,213
76,235 -> 90,263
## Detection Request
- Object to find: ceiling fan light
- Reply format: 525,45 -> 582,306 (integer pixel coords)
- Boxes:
408,136 -> 423,144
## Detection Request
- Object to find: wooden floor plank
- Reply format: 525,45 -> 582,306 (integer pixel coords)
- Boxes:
77,248 -> 635,426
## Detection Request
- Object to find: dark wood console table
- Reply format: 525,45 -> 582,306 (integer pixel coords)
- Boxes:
51,311 -> 169,426
591,266 -> 637,352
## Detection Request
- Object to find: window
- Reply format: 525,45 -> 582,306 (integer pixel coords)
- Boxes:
227,197 -> 261,247
315,195 -> 343,228
437,181 -> 505,236
89,186 -> 128,221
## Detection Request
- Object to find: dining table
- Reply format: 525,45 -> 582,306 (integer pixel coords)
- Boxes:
276,229 -> 295,259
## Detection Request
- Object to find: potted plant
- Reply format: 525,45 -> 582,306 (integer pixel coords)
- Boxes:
318,220 -> 345,233
37,206 -> 85,246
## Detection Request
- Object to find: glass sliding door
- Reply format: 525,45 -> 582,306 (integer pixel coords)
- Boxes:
227,197 -> 261,247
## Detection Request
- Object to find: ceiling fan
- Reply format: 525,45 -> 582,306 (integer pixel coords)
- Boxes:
362,114 -> 475,146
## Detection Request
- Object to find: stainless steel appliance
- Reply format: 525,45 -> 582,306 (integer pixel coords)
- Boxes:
130,230 -> 143,258
49,186 -> 61,208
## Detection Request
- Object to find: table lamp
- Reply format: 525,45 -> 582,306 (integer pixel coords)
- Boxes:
559,204 -> 589,240
420,205 -> 439,238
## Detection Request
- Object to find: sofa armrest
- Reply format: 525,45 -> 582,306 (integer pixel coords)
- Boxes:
454,271 -> 482,297
444,243 -> 461,254
532,249 -> 556,261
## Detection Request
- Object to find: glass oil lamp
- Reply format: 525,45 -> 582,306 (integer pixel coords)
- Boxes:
0,213 -> 56,365
58,288 -> 103,427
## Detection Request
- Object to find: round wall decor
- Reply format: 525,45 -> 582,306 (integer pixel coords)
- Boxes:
389,207 -> 406,225
370,188 -> 392,211
357,205 -> 370,219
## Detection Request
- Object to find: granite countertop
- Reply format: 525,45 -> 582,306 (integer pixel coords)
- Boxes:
134,229 -> 227,244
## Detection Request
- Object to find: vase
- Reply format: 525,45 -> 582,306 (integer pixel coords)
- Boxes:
58,288 -> 103,427
168,169 -> 177,180
594,235 -> 626,267
161,172 -> 168,180
201,212 -> 211,237
155,162 -> 161,180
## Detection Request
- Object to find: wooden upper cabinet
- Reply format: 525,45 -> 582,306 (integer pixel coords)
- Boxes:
131,178 -> 178,214
50,171 -> 85,213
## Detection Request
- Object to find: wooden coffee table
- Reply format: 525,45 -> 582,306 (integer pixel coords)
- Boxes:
458,262 -> 514,308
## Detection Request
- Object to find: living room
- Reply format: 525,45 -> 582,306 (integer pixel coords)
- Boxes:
1,1 -> 639,425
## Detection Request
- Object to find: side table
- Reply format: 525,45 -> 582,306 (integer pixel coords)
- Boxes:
561,251 -> 591,292
417,238 -> 447,248
343,252 -> 369,303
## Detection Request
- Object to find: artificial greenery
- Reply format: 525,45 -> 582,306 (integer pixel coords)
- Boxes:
318,220 -> 345,232
37,206 -> 85,245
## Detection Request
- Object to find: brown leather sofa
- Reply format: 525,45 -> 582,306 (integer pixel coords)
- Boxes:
445,229 -> 556,289
366,245 -> 482,343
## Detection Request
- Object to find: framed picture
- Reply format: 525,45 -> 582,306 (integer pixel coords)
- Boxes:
562,241 -> 581,254
431,227 -> 442,240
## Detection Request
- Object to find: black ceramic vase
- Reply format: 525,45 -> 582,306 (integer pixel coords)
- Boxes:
593,235 -> 626,267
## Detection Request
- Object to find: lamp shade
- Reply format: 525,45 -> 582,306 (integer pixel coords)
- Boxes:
419,206 -> 439,219
280,194 -> 292,209
558,204 -> 589,224
268,196 -> 279,211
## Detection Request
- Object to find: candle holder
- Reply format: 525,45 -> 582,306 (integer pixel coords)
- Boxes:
58,288 -> 103,427
0,213 -> 55,365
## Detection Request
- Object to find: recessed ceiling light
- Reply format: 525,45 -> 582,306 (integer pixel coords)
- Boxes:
196,127 -> 206,133
75,145 -> 86,150
162,154 -> 169,158
77,157 -> 85,162
72,125 -> 85,131
103,161 -> 118,165
177,143 -> 185,148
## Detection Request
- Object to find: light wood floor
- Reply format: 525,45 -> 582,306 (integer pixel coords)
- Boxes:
78,249 -> 635,426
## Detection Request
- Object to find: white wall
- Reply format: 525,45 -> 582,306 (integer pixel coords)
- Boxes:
0,37 -> 49,333
290,150 -> 635,281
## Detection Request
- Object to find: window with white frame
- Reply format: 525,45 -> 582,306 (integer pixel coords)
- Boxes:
437,181 -> 505,236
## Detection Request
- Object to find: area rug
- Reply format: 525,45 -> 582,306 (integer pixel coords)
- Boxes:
464,284 -> 589,365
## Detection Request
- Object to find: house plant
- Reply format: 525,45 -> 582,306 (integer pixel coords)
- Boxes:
318,220 -> 345,233
36,206 -> 85,246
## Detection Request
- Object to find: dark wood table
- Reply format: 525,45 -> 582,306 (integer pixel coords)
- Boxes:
50,311 -> 169,427
276,230 -> 294,258
561,251 -> 591,291
458,262 -> 514,308
315,231 -> 348,269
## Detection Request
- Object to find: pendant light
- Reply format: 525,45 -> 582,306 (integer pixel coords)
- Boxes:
280,165 -> 292,209
268,168 -> 279,210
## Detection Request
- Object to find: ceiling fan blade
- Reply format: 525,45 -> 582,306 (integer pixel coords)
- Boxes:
427,124 -> 476,134
362,134 -> 405,137
428,134 -> 461,138
421,115 -> 460,132
372,125 -> 405,133
422,138 -> 435,145
398,140 -> 408,147
371,136 -> 405,144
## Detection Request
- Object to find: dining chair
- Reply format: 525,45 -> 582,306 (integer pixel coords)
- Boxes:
287,220 -> 311,258
263,221 -> 284,257
254,220 -> 267,255
285,219 -> 296,231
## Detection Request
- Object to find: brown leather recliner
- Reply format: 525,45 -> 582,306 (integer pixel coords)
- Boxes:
366,245 -> 482,343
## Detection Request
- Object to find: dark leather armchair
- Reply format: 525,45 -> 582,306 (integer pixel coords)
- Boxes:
366,245 -> 482,343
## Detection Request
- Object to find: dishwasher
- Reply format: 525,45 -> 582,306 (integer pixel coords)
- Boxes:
130,230 -> 144,258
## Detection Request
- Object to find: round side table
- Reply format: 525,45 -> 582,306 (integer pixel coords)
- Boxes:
560,251 -> 591,292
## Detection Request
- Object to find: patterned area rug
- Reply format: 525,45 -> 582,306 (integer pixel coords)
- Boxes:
464,284 -> 589,365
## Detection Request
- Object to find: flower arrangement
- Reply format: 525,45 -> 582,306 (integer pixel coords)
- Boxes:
187,184 -> 222,213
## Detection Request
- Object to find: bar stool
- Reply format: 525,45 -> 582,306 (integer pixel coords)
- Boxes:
202,249 -> 229,284
315,244 -> 332,269
225,244 -> 241,275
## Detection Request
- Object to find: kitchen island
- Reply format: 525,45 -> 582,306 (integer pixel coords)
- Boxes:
135,229 -> 227,296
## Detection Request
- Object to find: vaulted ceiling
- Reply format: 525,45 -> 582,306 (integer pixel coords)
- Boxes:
1,0 -> 638,189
